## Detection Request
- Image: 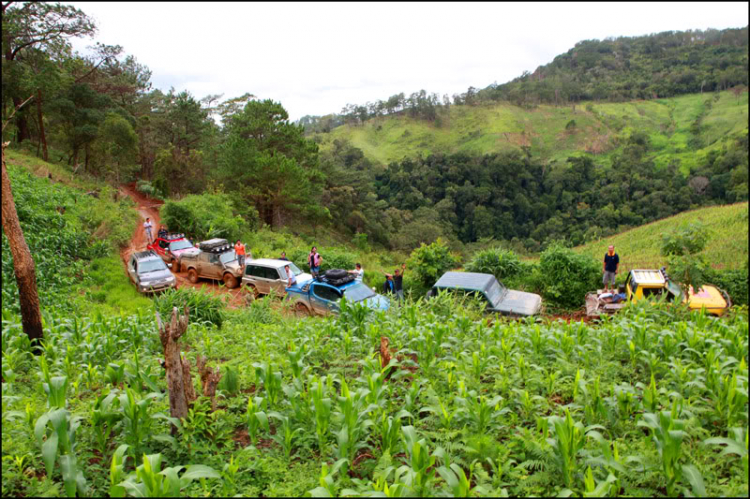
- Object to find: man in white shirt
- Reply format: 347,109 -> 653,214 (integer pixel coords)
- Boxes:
144,218 -> 154,244
348,263 -> 364,281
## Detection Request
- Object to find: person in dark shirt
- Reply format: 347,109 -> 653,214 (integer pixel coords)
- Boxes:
603,245 -> 620,292
386,263 -> 406,300
279,251 -> 289,261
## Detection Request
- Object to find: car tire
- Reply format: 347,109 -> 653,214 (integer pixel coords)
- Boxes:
188,269 -> 199,284
245,284 -> 259,299
294,302 -> 311,318
223,273 -> 239,289
325,269 -> 348,279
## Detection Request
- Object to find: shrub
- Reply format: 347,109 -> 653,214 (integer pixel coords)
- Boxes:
153,287 -> 226,329
408,238 -> 460,287
537,244 -> 600,308
135,180 -> 165,200
706,263 -> 749,306
465,247 -> 522,281
161,193 -> 257,242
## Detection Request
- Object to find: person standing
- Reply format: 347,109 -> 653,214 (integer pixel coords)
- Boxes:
234,240 -> 246,270
308,246 -> 323,278
348,263 -> 364,281
387,263 -> 406,300
603,245 -> 620,292
279,251 -> 290,261
143,217 -> 154,244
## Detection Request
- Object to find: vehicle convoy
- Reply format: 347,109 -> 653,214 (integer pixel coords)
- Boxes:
242,259 -> 312,298
127,250 -> 177,294
286,269 -> 390,317
178,238 -> 244,289
146,232 -> 198,272
427,271 -> 543,316
585,268 -> 731,317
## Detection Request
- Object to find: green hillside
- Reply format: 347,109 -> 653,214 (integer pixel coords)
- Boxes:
573,202 -> 748,272
314,90 -> 748,172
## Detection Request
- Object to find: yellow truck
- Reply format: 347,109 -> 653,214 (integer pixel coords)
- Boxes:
586,268 -> 731,317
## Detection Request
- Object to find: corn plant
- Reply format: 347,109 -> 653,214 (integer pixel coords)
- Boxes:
114,453 -> 220,497
91,390 -> 123,455
109,444 -> 131,498
420,394 -> 460,430
246,396 -> 269,445
399,425 -> 438,496
546,409 -> 603,489
704,427 -> 748,478
34,408 -> 87,497
637,410 -> 704,496
309,459 -> 350,497
456,391 -> 505,433
105,362 -> 126,386
333,380 -> 377,464
118,388 -> 163,458
377,412 -> 404,456
269,412 -> 302,460
309,376 -> 333,452
43,375 -> 68,410
287,341 -> 309,380
437,462 -> 485,497
254,361 -> 282,407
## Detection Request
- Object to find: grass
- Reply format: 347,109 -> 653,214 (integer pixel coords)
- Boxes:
78,256 -> 153,316
313,90 -> 749,172
573,202 -> 749,273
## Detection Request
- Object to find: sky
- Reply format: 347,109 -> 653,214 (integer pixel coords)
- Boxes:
68,2 -> 749,121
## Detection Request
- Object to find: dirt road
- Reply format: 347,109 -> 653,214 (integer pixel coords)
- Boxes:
119,183 -> 248,308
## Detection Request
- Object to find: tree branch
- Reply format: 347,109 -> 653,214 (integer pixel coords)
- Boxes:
2,94 -> 35,133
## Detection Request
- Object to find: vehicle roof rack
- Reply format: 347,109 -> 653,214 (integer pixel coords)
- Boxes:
134,250 -> 159,260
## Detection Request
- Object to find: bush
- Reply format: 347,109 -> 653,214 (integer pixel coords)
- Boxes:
465,247 -> 522,281
161,193 -> 257,243
135,179 -> 165,200
706,263 -> 749,306
537,244 -> 600,309
408,238 -> 460,287
153,287 -> 226,329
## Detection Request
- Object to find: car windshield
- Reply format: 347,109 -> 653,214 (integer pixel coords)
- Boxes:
280,263 -> 303,278
485,279 -> 506,306
169,240 -> 193,251
219,250 -> 237,264
138,258 -> 168,274
344,282 -> 376,302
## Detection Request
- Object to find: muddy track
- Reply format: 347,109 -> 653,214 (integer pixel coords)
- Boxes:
119,183 -> 248,309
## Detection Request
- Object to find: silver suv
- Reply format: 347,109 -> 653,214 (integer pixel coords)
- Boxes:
242,259 -> 312,298
179,238 -> 243,288
127,250 -> 176,294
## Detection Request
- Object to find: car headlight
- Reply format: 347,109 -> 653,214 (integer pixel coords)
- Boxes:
140,281 -> 153,289
166,275 -> 175,282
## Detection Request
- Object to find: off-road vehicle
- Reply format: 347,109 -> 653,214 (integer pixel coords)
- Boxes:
147,232 -> 198,272
178,238 -> 243,288
427,271 -> 543,316
286,269 -> 389,317
242,258 -> 313,298
585,268 -> 731,317
127,250 -> 177,294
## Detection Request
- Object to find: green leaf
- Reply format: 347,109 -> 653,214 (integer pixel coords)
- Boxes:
181,465 -> 221,481
681,464 -> 706,497
41,432 -> 59,479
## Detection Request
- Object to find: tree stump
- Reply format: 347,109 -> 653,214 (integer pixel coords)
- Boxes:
197,355 -> 222,411
157,307 -> 192,422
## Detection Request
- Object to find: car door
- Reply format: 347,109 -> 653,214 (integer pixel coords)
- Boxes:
127,257 -> 137,284
158,239 -> 170,261
310,283 -> 342,315
267,266 -> 287,296
253,265 -> 273,294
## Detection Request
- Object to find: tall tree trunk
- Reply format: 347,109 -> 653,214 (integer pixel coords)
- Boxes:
36,90 -> 48,162
1,141 -> 44,350
11,96 -> 31,143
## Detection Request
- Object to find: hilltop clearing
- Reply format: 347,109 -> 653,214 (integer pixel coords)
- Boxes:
313,90 -> 748,171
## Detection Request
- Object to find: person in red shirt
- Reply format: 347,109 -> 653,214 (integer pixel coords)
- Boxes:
234,240 -> 247,270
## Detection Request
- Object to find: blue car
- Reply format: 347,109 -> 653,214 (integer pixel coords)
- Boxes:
286,276 -> 390,317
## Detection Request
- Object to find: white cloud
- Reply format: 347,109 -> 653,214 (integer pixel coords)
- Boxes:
68,1 -> 748,120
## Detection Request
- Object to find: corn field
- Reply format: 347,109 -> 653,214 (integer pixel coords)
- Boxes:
2,294 -> 747,497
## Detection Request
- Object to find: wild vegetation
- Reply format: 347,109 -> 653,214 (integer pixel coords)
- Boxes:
2,5 -> 748,498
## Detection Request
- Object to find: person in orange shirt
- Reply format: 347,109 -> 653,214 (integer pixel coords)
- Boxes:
234,240 -> 247,270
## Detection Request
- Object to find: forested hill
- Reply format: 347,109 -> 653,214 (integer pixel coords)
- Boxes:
300,27 -> 748,134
